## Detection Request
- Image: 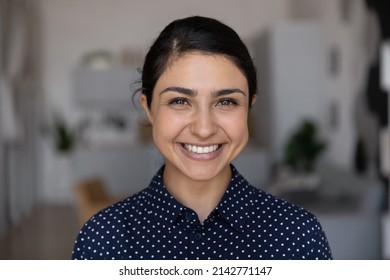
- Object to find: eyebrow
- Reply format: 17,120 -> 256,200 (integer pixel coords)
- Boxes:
160,86 -> 197,96
159,86 -> 246,97
213,88 -> 246,97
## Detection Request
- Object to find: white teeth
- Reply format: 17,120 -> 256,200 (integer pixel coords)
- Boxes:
184,144 -> 219,154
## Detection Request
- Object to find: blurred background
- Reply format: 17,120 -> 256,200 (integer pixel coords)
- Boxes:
0,0 -> 389,259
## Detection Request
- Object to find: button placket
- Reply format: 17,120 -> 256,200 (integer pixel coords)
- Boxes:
185,211 -> 193,222
194,232 -> 202,240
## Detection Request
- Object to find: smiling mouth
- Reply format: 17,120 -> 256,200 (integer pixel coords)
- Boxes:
181,143 -> 222,154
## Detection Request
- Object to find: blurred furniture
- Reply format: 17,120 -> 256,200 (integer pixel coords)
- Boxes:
73,176 -> 122,225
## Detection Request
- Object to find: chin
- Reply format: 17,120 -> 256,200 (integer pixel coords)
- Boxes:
182,163 -> 230,182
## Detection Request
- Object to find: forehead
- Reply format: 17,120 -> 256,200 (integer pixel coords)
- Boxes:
166,52 -> 238,72
154,52 -> 248,91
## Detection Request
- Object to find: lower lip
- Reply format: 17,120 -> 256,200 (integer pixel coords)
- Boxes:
178,144 -> 223,161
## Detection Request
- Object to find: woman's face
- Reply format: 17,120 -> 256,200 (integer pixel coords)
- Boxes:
141,53 -> 253,183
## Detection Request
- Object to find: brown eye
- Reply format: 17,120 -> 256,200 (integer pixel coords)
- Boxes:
217,98 -> 238,106
169,98 -> 190,105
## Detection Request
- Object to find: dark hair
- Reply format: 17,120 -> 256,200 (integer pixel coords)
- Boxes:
139,16 -> 257,108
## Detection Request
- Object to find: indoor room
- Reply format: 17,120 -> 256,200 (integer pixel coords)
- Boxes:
0,0 -> 389,260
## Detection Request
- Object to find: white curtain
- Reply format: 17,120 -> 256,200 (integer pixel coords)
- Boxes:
0,0 -> 42,237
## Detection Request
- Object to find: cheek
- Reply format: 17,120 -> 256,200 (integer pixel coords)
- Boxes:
151,111 -> 187,141
220,112 -> 249,139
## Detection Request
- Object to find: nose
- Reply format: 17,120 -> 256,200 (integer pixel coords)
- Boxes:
190,108 -> 218,138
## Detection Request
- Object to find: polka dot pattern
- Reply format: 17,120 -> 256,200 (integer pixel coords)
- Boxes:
72,165 -> 332,260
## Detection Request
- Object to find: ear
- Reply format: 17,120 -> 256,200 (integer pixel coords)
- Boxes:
250,94 -> 257,108
140,94 -> 153,125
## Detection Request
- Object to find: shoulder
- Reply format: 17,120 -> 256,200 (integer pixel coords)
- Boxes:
251,186 -> 317,220
84,187 -> 153,229
72,187 -> 151,260
230,166 -> 325,237
249,186 -> 332,259
250,186 -> 326,234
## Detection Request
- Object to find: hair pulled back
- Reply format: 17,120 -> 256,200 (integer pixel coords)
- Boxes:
140,16 -> 257,108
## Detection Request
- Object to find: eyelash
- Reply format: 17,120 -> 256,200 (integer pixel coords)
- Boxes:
216,98 -> 238,106
167,97 -> 239,107
168,98 -> 189,105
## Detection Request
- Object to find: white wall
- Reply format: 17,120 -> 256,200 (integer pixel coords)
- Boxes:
37,0 -> 291,203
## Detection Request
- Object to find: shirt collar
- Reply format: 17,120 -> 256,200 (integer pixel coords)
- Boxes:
143,166 -> 184,229
214,165 -> 254,233
144,165 -> 254,233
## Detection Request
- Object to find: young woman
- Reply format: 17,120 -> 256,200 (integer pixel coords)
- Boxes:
72,16 -> 332,260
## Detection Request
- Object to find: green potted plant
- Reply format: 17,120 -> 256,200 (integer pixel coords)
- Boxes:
283,119 -> 326,173
45,113 -> 88,155
42,113 -> 89,202
272,119 -> 327,194
52,115 -> 76,154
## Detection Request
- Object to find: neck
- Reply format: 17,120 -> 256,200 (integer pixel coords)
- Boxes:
163,164 -> 232,223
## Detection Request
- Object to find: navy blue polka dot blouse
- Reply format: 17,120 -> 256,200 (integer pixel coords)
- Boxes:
72,165 -> 332,260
